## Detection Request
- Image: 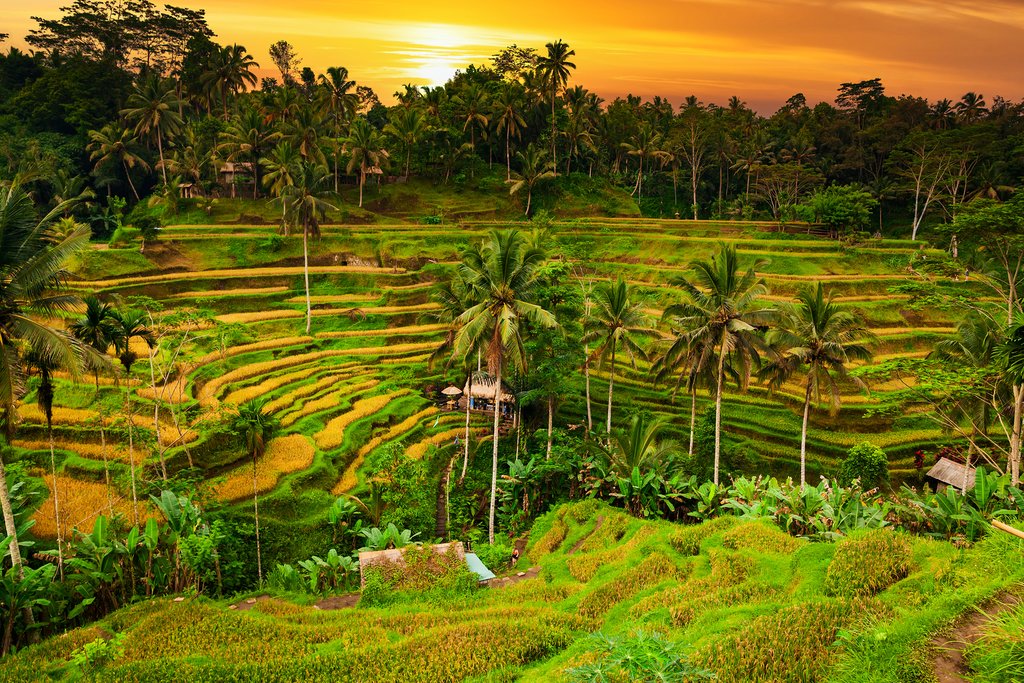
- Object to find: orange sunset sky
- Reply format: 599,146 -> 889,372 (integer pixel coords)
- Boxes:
4,0 -> 1024,111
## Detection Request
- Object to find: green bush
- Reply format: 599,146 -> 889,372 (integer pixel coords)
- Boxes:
838,442 -> 890,488
359,545 -> 479,607
474,538 -> 514,572
722,520 -> 802,555
824,529 -> 912,597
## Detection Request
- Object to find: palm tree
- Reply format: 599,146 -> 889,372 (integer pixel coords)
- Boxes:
0,182 -> 87,582
318,66 -> 359,191
493,83 -> 527,181
955,92 -> 988,124
652,321 -> 716,457
219,107 -> 280,199
87,124 -> 150,201
535,40 -> 576,173
109,308 -> 156,513
199,44 -> 259,120
622,123 -> 670,202
509,144 -> 555,217
69,296 -> 116,391
451,231 -> 556,543
761,283 -> 872,487
345,118 -> 388,208
665,244 -> 774,485
602,414 -> 678,516
281,161 -> 337,333
24,349 -> 66,578
583,278 -> 657,435
230,398 -> 279,582
287,106 -> 327,165
261,141 -> 300,235
121,77 -> 184,186
383,107 -> 429,179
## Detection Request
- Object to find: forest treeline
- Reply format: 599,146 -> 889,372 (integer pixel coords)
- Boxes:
1,0 -> 1022,233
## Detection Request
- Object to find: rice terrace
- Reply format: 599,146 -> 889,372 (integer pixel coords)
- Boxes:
1,2 -> 1024,681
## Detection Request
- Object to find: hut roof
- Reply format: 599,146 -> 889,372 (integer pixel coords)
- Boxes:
463,371 -> 515,403
357,542 -> 465,587
926,457 -> 976,490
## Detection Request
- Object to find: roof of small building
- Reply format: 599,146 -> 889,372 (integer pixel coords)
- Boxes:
463,371 -> 515,403
926,457 -> 976,490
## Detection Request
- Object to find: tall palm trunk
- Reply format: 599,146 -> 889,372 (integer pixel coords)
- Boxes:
800,382 -> 812,488
606,345 -> 616,434
157,134 -> 167,186
303,226 -> 312,334
505,126 -> 512,182
124,385 -> 139,525
713,334 -> 726,486
47,426 -> 63,580
149,345 -> 168,480
100,422 -> 113,516
253,455 -> 262,582
689,387 -> 697,456
1011,384 -> 1022,487
488,362 -> 502,544
0,449 -> 34,655
123,160 -> 141,201
525,187 -> 532,217
358,171 -> 365,208
550,91 -> 557,174
460,372 -> 472,483
546,396 -> 554,459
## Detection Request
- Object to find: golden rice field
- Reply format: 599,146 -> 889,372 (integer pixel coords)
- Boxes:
214,434 -> 316,501
215,302 -> 439,325
194,336 -> 314,367
71,264 -> 405,288
224,364 -> 356,408
406,426 -> 470,460
315,390 -> 411,451
31,473 -> 151,538
262,369 -> 365,413
278,379 -> 379,428
14,438 -> 137,464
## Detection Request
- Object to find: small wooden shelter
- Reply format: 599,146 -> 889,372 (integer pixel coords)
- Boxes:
926,457 -> 976,491
463,371 -> 515,404
219,161 -> 255,197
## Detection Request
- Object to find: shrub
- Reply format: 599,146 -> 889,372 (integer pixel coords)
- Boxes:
669,516 -> 739,556
722,520 -> 802,554
838,442 -> 890,488
824,529 -> 912,597
567,499 -> 599,524
474,538 -> 514,572
359,545 -> 479,607
566,630 -> 713,683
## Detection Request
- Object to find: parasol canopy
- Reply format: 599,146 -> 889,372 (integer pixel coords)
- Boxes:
441,386 -> 463,396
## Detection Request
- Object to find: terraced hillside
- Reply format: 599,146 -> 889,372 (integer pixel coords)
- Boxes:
4,502 -> 1022,682
13,215 -> 985,556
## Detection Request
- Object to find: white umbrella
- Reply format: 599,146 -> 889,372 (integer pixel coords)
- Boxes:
441,386 -> 463,396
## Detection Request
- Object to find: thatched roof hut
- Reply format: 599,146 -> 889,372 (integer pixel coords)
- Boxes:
463,371 -> 515,403
926,457 -> 976,491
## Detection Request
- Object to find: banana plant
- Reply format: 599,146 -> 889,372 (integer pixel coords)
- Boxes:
1,549 -> 56,656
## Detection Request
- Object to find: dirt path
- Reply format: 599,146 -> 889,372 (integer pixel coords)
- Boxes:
567,515 -> 604,556
931,592 -> 1020,682
314,594 -> 360,610
229,594 -> 274,611
487,566 -> 541,589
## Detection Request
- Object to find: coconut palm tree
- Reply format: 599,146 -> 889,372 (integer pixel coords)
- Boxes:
652,322 -> 716,457
453,83 -> 490,157
287,106 -> 327,165
509,144 -> 555,217
622,123 -> 670,202
261,141 -> 300,235
121,76 -> 184,186
583,278 -> 657,435
996,316 -> 1024,486
281,161 -> 337,333
87,124 -> 150,201
109,308 -> 156,513
0,182 -> 88,581
219,107 -> 280,199
230,398 -> 279,582
345,118 -> 388,208
535,40 -> 576,173
665,244 -> 774,485
761,283 -> 872,487
383,107 -> 429,180
318,66 -> 359,191
199,44 -> 259,119
450,231 -> 556,543
69,296 -> 116,391
493,83 -> 527,181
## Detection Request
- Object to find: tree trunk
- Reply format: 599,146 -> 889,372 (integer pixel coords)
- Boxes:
506,126 -> 511,182
149,345 -> 168,480
0,453 -> 24,576
689,388 -> 697,456
714,337 -> 726,486
125,386 -> 139,525
800,382 -> 811,489
100,423 -> 114,517
606,345 -> 616,435
123,160 -> 141,201
1011,384 -> 1022,487
253,455 -> 262,582
48,428 -> 64,581
358,171 -> 365,208
488,362 -> 502,544
157,134 -> 168,186
546,395 -> 554,459
460,372 -> 472,483
303,226 -> 312,334
525,188 -> 532,217
550,92 -> 557,174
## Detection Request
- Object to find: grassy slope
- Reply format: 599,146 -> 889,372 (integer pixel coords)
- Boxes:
4,503 -> 1022,682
